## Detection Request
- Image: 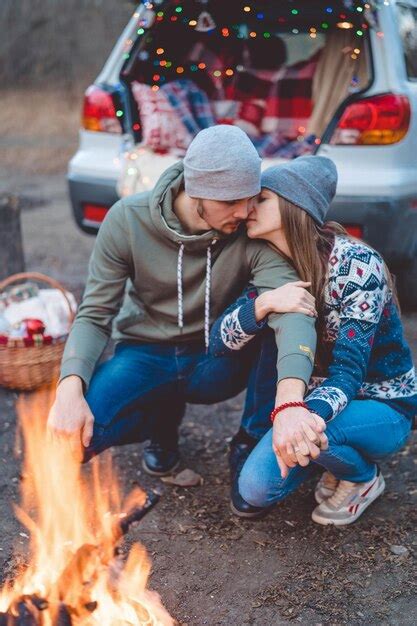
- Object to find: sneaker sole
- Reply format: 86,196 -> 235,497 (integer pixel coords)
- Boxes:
230,501 -> 272,519
312,476 -> 385,526
141,458 -> 180,477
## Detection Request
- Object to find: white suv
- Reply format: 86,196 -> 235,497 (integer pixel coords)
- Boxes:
68,0 -> 417,307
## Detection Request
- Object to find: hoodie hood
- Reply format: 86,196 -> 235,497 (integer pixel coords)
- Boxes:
149,161 -> 219,251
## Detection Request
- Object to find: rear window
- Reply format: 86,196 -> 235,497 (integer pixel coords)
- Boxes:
123,1 -> 370,156
397,3 -> 417,79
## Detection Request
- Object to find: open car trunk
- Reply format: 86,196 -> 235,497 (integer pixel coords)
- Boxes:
118,0 -> 372,196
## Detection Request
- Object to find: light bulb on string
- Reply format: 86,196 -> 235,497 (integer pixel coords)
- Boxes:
195,9 -> 216,32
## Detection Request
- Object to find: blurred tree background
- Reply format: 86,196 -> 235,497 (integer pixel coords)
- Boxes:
1,0 -> 135,90
0,1 -> 137,176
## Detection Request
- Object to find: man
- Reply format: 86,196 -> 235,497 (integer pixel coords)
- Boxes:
48,125 -> 319,517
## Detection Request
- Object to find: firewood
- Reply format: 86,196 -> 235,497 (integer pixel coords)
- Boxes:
114,491 -> 160,539
53,604 -> 72,626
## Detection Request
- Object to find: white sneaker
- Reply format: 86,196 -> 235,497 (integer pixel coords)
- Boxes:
314,471 -> 339,504
312,471 -> 385,526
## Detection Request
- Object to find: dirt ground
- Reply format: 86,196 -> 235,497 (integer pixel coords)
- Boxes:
0,93 -> 417,625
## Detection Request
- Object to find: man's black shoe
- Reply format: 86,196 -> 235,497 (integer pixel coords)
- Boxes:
229,429 -> 258,481
230,478 -> 273,519
142,443 -> 180,476
228,429 -> 272,518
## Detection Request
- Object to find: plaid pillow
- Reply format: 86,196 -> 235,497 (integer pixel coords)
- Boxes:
131,81 -> 192,154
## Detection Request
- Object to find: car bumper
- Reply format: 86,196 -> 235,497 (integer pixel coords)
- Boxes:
328,195 -> 417,267
68,173 -> 119,233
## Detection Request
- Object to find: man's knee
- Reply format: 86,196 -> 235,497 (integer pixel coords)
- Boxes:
238,463 -> 285,507
238,467 -> 269,507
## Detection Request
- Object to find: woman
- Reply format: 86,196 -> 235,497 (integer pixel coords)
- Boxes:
210,156 -> 417,525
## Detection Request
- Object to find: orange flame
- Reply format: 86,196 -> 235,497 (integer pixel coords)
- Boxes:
0,388 -> 174,625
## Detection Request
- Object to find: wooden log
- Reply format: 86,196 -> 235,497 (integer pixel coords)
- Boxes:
0,195 -> 25,281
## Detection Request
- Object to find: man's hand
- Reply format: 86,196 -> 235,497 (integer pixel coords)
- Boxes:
272,407 -> 328,479
47,375 -> 94,449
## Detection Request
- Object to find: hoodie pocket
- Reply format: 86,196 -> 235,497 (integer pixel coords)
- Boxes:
115,304 -> 145,332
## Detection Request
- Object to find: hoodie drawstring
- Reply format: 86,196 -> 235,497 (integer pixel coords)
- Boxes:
177,243 -> 185,330
176,240 -> 215,351
204,244 -> 212,351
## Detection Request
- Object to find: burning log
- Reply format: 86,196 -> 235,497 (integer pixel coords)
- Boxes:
53,604 -> 73,626
114,491 -> 160,539
0,596 -> 42,626
25,597 -> 47,612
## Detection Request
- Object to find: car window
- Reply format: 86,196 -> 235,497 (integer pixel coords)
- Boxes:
397,3 -> 417,79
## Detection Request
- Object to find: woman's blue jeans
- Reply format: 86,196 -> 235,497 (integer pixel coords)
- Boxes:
239,399 -> 412,508
83,339 -> 267,461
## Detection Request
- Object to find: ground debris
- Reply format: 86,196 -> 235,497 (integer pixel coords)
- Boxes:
161,469 -> 203,488
390,544 -> 409,556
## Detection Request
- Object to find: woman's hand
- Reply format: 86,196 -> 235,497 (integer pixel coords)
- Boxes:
272,407 -> 328,478
255,281 -> 317,321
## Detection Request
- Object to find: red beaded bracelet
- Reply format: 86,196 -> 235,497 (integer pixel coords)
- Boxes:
270,401 -> 308,423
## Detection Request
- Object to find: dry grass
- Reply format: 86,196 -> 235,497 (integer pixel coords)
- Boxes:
0,88 -> 85,175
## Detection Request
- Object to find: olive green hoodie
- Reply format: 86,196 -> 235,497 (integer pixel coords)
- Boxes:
61,162 -> 316,388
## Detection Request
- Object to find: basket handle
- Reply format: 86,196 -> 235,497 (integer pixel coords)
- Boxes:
0,272 -> 76,325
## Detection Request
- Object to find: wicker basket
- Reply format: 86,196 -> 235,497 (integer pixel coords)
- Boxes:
0,272 -> 75,391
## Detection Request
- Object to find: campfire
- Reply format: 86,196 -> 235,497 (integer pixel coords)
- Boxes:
0,390 -> 174,625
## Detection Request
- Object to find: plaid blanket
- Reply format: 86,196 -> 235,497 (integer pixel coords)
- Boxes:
161,79 -> 215,135
224,50 -> 321,139
133,48 -> 320,159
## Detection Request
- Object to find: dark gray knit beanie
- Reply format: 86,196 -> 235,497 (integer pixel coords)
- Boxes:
183,125 -> 261,201
261,156 -> 338,225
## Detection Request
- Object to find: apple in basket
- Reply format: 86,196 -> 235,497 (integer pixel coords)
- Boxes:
23,318 -> 46,337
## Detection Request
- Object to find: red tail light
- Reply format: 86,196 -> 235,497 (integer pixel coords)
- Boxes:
82,85 -> 122,133
83,203 -> 109,224
345,225 -> 363,239
331,94 -> 410,145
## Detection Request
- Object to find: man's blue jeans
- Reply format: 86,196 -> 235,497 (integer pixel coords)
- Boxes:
84,339 -> 267,461
238,399 -> 412,508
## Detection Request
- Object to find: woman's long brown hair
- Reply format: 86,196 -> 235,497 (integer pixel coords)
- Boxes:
275,197 -> 398,370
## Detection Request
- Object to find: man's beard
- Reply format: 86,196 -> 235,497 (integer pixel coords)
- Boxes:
197,201 -> 241,234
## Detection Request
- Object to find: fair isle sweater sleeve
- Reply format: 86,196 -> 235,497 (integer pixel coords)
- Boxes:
209,285 -> 266,357
305,245 -> 389,421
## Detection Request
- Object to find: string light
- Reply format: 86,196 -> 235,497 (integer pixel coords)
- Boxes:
130,0 -> 379,82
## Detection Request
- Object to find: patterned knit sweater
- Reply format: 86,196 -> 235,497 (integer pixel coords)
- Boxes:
210,236 -> 417,424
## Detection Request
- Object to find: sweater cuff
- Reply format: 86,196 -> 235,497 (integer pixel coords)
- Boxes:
304,398 -> 334,421
59,357 -> 94,391
277,353 -> 313,387
238,300 -> 267,335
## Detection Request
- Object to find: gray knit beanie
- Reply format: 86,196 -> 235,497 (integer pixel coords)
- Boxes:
183,125 -> 261,201
261,156 -> 338,225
